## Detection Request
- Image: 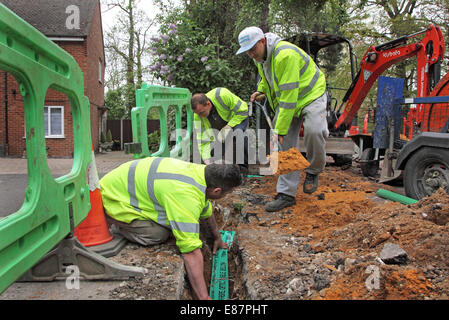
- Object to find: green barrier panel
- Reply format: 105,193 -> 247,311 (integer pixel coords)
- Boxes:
210,230 -> 235,300
376,188 -> 418,205
0,4 -> 92,293
127,84 -> 192,160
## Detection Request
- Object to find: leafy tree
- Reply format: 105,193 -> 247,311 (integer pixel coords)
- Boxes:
327,0 -> 449,129
149,0 -> 257,99
346,0 -> 449,93
104,88 -> 126,120
148,0 -> 360,101
104,0 -> 154,118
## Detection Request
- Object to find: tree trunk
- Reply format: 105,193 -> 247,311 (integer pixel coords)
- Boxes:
135,31 -> 143,90
260,0 -> 270,32
126,0 -> 136,116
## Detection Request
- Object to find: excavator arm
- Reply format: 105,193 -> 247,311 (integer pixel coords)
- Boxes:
335,24 -> 445,129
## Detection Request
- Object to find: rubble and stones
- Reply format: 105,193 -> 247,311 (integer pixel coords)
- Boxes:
379,243 -> 408,265
214,163 -> 449,300
100,158 -> 449,300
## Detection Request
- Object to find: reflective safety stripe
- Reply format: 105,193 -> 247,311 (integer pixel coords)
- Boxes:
300,60 -> 310,76
215,88 -> 232,121
274,44 -> 310,80
215,88 -> 230,111
128,160 -> 142,212
202,202 -> 210,215
274,44 -> 302,59
275,81 -> 300,98
279,82 -> 299,91
279,101 -> 297,109
274,45 -> 309,72
146,157 -> 166,225
273,44 -> 310,94
232,100 -> 242,112
170,221 -> 200,233
298,65 -> 321,99
215,88 -> 246,121
272,43 -> 321,105
128,157 -> 207,232
154,173 -> 207,194
233,100 -> 248,117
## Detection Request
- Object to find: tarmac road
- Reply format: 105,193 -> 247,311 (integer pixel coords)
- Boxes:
0,173 -> 114,218
0,152 -> 134,218
0,174 -> 27,217
0,151 -> 137,300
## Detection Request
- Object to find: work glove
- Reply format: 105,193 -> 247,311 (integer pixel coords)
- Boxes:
217,125 -> 232,143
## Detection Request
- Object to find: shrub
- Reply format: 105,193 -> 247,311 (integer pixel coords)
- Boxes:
106,130 -> 113,143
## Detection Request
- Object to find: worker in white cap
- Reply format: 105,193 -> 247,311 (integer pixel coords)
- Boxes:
236,26 -> 329,212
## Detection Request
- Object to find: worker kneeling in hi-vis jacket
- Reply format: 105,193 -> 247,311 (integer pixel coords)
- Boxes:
191,87 -> 249,180
100,157 -> 242,300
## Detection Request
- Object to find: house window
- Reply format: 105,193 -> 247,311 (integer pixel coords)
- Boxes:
44,106 -> 64,138
99,59 -> 102,83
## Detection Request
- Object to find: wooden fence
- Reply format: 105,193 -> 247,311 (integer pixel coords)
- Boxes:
106,119 -> 160,151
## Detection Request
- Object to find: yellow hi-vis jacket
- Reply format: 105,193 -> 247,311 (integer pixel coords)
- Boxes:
257,40 -> 326,136
100,157 -> 212,254
194,87 -> 248,161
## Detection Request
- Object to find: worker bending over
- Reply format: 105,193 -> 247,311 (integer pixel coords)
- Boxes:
236,26 -> 329,212
100,157 -> 242,300
191,87 -> 249,177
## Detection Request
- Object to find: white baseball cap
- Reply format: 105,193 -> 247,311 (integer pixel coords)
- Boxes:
236,26 -> 264,55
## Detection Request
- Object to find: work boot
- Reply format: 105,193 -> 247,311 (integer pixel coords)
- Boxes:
303,173 -> 319,194
265,193 -> 296,212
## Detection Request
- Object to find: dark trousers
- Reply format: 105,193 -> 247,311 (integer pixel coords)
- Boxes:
212,118 -> 249,168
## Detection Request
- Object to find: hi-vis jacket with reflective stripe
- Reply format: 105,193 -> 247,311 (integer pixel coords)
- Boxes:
100,157 -> 212,254
257,39 -> 326,136
194,87 -> 248,161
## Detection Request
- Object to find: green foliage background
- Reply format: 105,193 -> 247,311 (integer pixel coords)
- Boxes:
105,0 -> 449,125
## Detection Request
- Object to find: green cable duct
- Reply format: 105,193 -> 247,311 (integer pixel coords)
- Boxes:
210,230 -> 235,300
376,188 -> 418,205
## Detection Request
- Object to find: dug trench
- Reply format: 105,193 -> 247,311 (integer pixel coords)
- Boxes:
108,157 -> 449,300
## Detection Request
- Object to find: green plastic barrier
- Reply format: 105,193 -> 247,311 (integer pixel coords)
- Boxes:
127,84 -> 193,160
376,188 -> 418,205
0,4 -> 92,293
210,230 -> 235,300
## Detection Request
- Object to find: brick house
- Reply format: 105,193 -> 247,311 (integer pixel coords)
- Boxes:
0,0 -> 106,157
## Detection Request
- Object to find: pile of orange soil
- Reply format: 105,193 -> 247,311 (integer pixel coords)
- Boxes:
217,163 -> 449,300
268,148 -> 310,175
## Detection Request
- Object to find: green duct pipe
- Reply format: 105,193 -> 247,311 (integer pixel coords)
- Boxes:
376,188 -> 418,205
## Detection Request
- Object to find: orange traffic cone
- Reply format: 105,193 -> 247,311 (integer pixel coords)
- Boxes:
362,113 -> 369,134
74,144 -> 113,247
